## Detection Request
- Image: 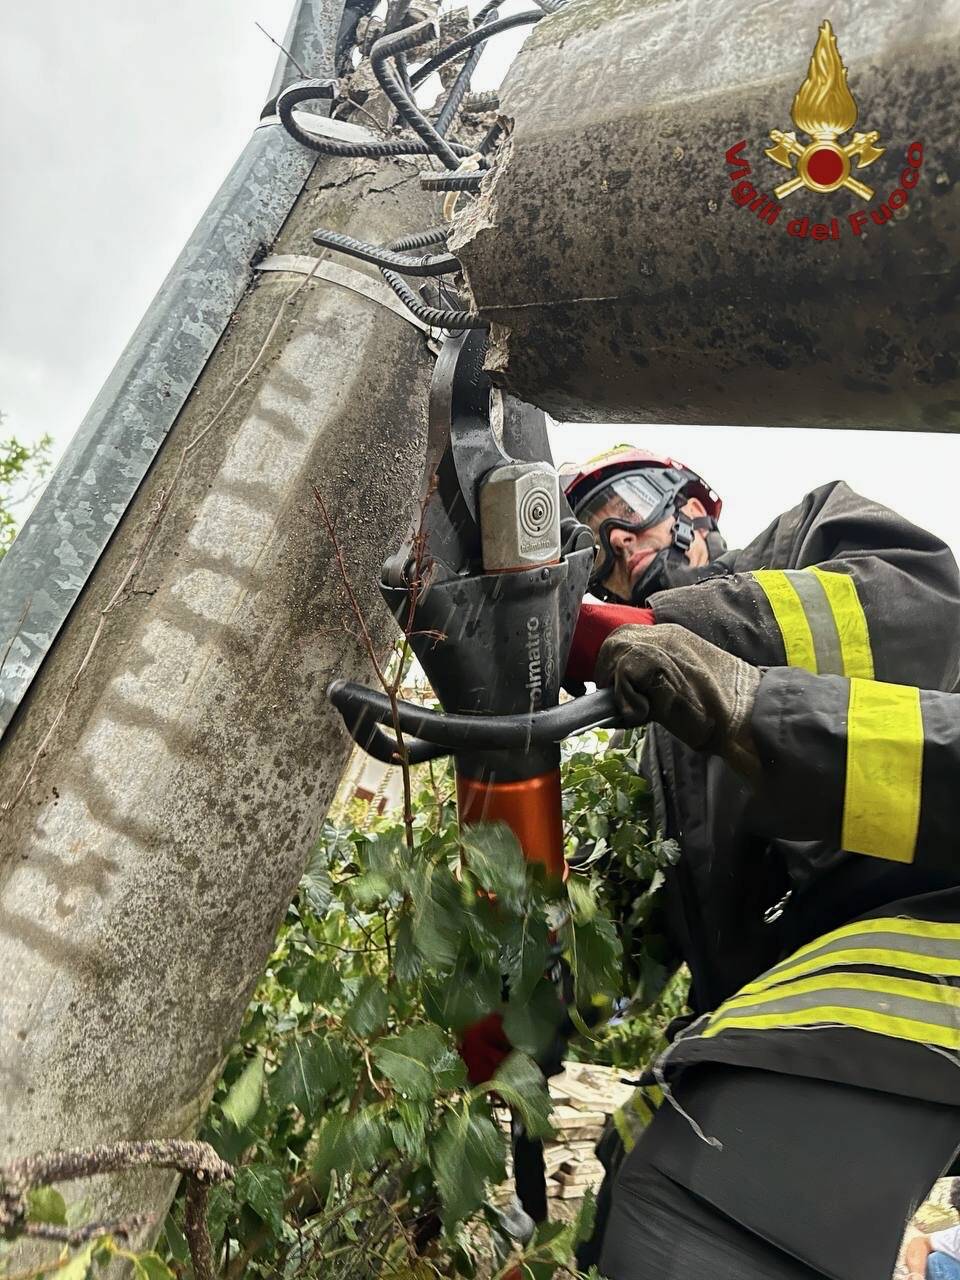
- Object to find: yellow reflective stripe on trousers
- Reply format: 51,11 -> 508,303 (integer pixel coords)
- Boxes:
752,571 -> 818,671
738,945 -> 960,998
702,1004 -> 960,1051
807,567 -> 875,679
704,971 -> 960,1050
842,678 -> 923,863
752,568 -> 873,677
715,970 -> 960,1017
760,915 -> 960,966
612,1084 -> 662,1153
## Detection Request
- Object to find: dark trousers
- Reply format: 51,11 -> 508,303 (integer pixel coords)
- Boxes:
597,1064 -> 960,1280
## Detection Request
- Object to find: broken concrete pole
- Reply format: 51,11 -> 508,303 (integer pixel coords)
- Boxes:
0,151 -> 438,1236
451,0 -> 960,429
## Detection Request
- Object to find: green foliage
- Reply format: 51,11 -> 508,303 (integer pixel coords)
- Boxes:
26,1187 -> 68,1226
0,426 -> 52,558
151,732 -> 685,1278
563,730 -> 682,1011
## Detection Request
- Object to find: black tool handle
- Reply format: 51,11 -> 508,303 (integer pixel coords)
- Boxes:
328,680 -> 621,762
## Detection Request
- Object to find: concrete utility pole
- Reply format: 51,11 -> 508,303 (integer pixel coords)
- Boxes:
0,0 -> 440,1235
452,0 -> 960,428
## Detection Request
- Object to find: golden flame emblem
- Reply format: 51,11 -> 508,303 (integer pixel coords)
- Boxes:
766,20 -> 884,200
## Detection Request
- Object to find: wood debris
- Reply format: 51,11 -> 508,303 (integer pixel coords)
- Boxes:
497,1061 -> 637,1202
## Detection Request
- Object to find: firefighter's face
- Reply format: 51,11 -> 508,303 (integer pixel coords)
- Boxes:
601,497 -> 710,601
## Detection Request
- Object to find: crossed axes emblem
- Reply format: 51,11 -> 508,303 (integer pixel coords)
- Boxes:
766,129 -> 885,200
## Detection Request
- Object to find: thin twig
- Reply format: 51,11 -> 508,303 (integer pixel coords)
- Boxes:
312,488 -> 393,701
21,1215 -> 150,1246
255,21 -> 309,78
313,938 -> 387,955
348,1029 -> 388,1098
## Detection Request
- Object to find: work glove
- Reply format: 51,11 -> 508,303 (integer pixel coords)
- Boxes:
595,622 -> 761,779
565,601 -> 655,685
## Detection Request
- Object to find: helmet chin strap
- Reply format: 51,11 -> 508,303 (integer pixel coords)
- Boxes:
604,514 -> 726,606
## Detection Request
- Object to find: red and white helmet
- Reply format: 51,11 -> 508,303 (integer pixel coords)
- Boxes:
560,445 -> 721,524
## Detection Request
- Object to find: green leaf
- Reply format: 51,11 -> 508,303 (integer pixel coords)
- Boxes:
351,870 -> 392,908
372,1024 -> 466,1100
502,977 -> 564,1058
573,1188 -> 598,1247
311,1109 -> 392,1184
461,823 -> 527,912
410,859 -> 465,970
132,1253 -> 175,1280
432,1106 -> 506,1231
300,844 -> 334,916
296,954 -> 342,1006
393,913 -> 422,984
564,911 -> 621,1004
234,1163 -> 285,1237
310,1112 -> 350,1184
347,1108 -> 392,1168
204,1183 -> 233,1250
269,1034 -> 352,1118
26,1186 -> 67,1225
499,914 -> 551,1004
221,1053 -> 265,1129
390,1098 -> 430,1160
566,873 -> 598,922
344,975 -> 389,1037
161,1215 -> 190,1266
490,1052 -> 553,1139
58,1241 -> 99,1280
421,951 -> 501,1033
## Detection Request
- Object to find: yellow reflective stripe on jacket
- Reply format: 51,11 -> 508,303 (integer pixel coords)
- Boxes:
751,568 -> 872,677
842,678 -> 923,863
752,571 -> 817,671
807,567 -> 874,679
768,914 -> 960,961
739,917 -> 960,995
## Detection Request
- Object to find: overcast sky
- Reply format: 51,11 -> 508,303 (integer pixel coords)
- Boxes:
2,1 -> 959,554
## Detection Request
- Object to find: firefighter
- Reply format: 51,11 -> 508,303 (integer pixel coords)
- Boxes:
553,446 -> 960,1279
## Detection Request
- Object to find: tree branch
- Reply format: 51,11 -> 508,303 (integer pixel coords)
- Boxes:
0,1139 -> 232,1280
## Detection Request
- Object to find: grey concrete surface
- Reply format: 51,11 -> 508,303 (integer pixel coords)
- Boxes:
452,0 -> 960,428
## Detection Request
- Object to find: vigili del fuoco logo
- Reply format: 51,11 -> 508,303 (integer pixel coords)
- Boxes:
723,19 -> 924,240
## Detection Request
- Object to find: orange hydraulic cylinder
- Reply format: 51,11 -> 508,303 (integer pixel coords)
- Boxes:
456,769 -> 566,879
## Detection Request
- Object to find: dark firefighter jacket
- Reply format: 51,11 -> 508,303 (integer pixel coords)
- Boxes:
639,480 -> 960,1101
749,666 -> 960,874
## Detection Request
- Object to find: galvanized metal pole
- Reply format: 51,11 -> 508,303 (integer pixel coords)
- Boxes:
0,0 -> 441,1241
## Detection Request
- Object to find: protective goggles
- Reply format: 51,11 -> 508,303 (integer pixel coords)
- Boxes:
575,467 -> 699,598
577,467 -> 691,541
